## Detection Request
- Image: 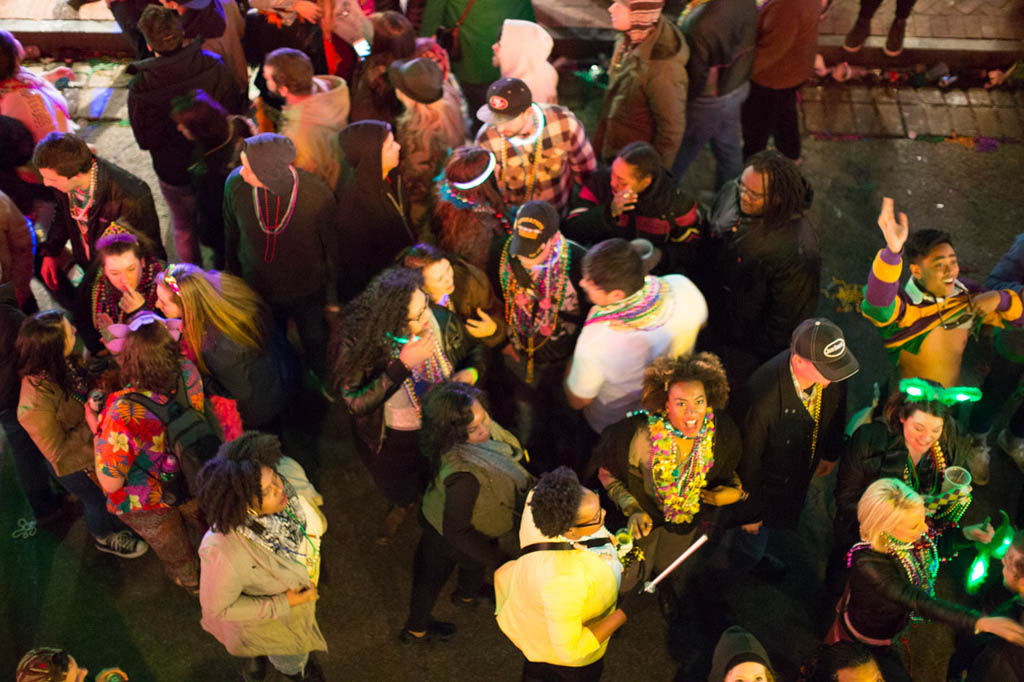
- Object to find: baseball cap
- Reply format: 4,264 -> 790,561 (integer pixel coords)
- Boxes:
477,77 -> 533,125
387,58 -> 443,104
791,318 -> 859,382
510,201 -> 560,258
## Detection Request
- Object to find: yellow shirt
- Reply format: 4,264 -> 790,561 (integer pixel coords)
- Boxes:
494,492 -> 618,667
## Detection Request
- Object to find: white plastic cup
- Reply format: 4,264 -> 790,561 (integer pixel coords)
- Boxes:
942,465 -> 972,493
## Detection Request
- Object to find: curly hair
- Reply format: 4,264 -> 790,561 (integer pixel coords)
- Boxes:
529,466 -> 584,538
118,319 -> 182,394
747,149 -> 810,231
797,641 -> 877,682
419,382 -> 485,479
641,352 -> 730,413
881,380 -> 950,440
330,267 -> 425,391
195,432 -> 284,532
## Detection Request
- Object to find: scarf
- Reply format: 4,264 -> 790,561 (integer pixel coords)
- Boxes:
240,474 -> 308,566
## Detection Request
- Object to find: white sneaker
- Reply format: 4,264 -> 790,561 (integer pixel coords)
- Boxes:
965,432 -> 991,485
997,429 -> 1024,474
95,530 -> 149,559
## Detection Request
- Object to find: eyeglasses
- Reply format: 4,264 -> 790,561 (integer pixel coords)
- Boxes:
737,181 -> 764,200
408,303 -> 429,323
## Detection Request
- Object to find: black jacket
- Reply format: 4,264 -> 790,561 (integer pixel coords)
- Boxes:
338,304 -> 487,452
127,41 -> 243,186
43,157 -> 165,266
677,0 -> 757,99
565,165 -> 702,276
700,177 -> 819,366
846,537 -> 978,642
835,420 -> 961,553
732,349 -> 846,528
966,597 -> 1024,682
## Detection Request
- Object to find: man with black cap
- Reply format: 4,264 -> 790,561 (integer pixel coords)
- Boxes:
475,77 -> 596,217
223,132 -> 337,378
488,200 -> 589,472
726,317 -> 858,578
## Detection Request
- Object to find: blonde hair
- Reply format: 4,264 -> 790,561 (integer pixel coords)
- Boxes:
157,264 -> 268,373
395,90 -> 466,170
857,478 -> 924,551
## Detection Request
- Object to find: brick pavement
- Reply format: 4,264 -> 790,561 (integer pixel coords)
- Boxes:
818,0 -> 1024,42
801,83 -> 1024,139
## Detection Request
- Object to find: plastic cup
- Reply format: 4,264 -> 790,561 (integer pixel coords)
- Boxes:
942,465 -> 972,493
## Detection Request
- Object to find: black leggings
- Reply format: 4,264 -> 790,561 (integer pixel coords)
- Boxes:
858,0 -> 917,20
405,518 -> 484,632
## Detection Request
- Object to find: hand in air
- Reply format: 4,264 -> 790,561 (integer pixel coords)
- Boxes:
877,197 -> 909,254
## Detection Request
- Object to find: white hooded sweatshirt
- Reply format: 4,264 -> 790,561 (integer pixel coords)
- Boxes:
494,20 -> 559,105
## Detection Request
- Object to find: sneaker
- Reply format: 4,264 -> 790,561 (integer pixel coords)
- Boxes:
884,18 -> 908,57
844,17 -> 872,52
997,428 -> 1024,474
965,432 -> 991,486
399,619 -> 455,644
95,530 -> 149,559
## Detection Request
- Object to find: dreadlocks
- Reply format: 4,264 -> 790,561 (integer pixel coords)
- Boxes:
748,149 -> 810,231
195,432 -> 284,533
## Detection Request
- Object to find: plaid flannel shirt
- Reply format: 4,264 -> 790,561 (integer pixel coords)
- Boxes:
476,103 -> 597,216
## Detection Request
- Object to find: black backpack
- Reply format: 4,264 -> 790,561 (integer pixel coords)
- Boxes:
123,374 -> 222,504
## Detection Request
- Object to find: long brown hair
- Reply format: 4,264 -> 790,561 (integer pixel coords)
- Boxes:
157,264 -> 268,373
118,319 -> 182,394
16,310 -> 73,390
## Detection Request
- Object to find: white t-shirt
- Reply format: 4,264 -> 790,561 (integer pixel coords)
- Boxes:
566,274 -> 708,433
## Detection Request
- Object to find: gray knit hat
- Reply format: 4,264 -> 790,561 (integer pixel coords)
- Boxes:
242,133 -> 296,196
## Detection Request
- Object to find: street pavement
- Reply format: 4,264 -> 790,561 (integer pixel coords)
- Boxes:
2,58 -> 1024,681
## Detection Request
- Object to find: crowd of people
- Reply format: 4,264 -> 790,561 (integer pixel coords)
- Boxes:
2,0 -> 1024,680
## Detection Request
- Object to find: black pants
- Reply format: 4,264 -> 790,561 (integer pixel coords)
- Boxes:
270,288 -> 327,378
858,0 -> 917,20
741,82 -> 802,161
968,348 -> 1024,438
359,428 -> 423,507
522,658 -> 604,682
406,517 -> 484,631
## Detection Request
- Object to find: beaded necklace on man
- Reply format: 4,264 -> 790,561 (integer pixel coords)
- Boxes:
645,409 -> 716,525
790,365 -> 823,462
498,235 -> 571,382
498,104 -> 545,203
68,161 -> 98,259
252,166 -> 299,263
585,276 -> 671,331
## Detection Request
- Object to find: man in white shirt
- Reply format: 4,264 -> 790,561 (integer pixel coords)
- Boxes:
565,238 -> 708,436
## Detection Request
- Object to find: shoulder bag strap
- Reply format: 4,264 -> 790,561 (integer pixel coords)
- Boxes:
453,0 -> 477,29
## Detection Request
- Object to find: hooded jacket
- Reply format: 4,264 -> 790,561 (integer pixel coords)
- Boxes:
594,16 -> 689,166
678,0 -> 757,99
127,40 -> 243,185
708,626 -> 774,682
281,75 -> 350,191
495,20 -> 559,105
336,121 -> 415,300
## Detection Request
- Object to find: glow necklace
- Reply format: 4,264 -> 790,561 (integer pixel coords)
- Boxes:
647,410 -> 716,525
498,234 -> 570,382
252,166 -> 299,263
498,104 -> 545,203
452,152 -> 496,189
585,276 -> 671,331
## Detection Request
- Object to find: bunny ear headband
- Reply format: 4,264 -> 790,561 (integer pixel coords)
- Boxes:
104,312 -> 183,353
899,378 -> 981,406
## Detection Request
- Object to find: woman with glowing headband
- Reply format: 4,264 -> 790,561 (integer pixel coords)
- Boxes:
432,146 -> 510,271
835,377 -> 981,556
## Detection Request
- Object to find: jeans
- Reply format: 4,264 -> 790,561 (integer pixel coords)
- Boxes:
671,82 -> 750,191
268,652 -> 309,676
741,82 -> 802,161
157,180 -> 200,265
0,408 -> 61,520
54,468 -> 123,539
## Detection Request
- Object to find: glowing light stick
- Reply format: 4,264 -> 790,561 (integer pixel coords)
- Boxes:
643,534 -> 708,593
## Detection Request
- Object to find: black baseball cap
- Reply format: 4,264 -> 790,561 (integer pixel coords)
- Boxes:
510,201 -> 560,258
791,318 -> 859,382
477,77 -> 533,125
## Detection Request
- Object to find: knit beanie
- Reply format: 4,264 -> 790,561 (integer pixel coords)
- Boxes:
242,133 -> 296,196
621,0 -> 664,43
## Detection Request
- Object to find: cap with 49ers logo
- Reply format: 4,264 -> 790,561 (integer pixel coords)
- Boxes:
477,77 -> 533,125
